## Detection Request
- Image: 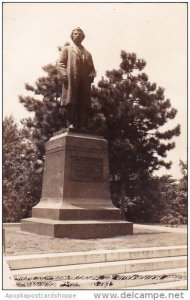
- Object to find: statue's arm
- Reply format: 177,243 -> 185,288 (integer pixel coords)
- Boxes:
57,46 -> 68,78
88,55 -> 96,82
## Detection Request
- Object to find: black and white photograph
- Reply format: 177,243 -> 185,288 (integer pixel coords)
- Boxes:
2,1 -> 188,297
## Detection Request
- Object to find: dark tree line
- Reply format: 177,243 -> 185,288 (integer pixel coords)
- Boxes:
3,116 -> 42,222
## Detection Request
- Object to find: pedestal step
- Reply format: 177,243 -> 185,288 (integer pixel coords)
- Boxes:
21,217 -> 133,239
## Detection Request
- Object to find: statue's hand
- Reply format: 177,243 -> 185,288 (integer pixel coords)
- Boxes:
89,75 -> 94,83
62,75 -> 68,88
63,75 -> 68,84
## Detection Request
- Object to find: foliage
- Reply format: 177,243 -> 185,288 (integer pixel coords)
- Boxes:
3,115 -> 42,222
19,64 -> 64,161
160,161 -> 187,225
89,51 -> 180,219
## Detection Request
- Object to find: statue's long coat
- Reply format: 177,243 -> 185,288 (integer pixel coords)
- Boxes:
57,43 -> 96,107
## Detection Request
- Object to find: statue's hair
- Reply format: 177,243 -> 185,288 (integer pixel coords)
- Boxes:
70,27 -> 85,41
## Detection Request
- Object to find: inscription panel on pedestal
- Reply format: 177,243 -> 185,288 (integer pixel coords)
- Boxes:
71,156 -> 103,182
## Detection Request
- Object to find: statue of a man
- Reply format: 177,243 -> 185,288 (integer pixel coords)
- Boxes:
57,27 -> 96,130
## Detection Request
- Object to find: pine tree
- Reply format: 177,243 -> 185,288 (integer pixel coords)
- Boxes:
89,51 -> 180,218
19,63 -> 64,161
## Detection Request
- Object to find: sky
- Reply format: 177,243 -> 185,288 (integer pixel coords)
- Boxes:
3,2 -> 187,179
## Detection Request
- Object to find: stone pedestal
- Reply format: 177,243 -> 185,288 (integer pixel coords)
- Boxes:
21,131 -> 133,238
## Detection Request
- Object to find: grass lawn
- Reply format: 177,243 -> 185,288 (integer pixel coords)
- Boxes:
4,226 -> 187,256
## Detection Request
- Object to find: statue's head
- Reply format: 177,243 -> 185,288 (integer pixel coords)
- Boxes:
70,27 -> 85,44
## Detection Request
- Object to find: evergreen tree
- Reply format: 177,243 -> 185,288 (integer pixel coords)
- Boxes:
3,115 -> 42,222
19,64 -> 64,161
89,51 -> 181,218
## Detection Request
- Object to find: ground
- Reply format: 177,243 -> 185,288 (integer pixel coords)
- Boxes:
4,226 -> 187,256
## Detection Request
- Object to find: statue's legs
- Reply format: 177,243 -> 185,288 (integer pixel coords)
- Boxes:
76,78 -> 91,129
76,103 -> 88,130
65,104 -> 76,127
64,79 -> 91,129
65,103 -> 89,130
